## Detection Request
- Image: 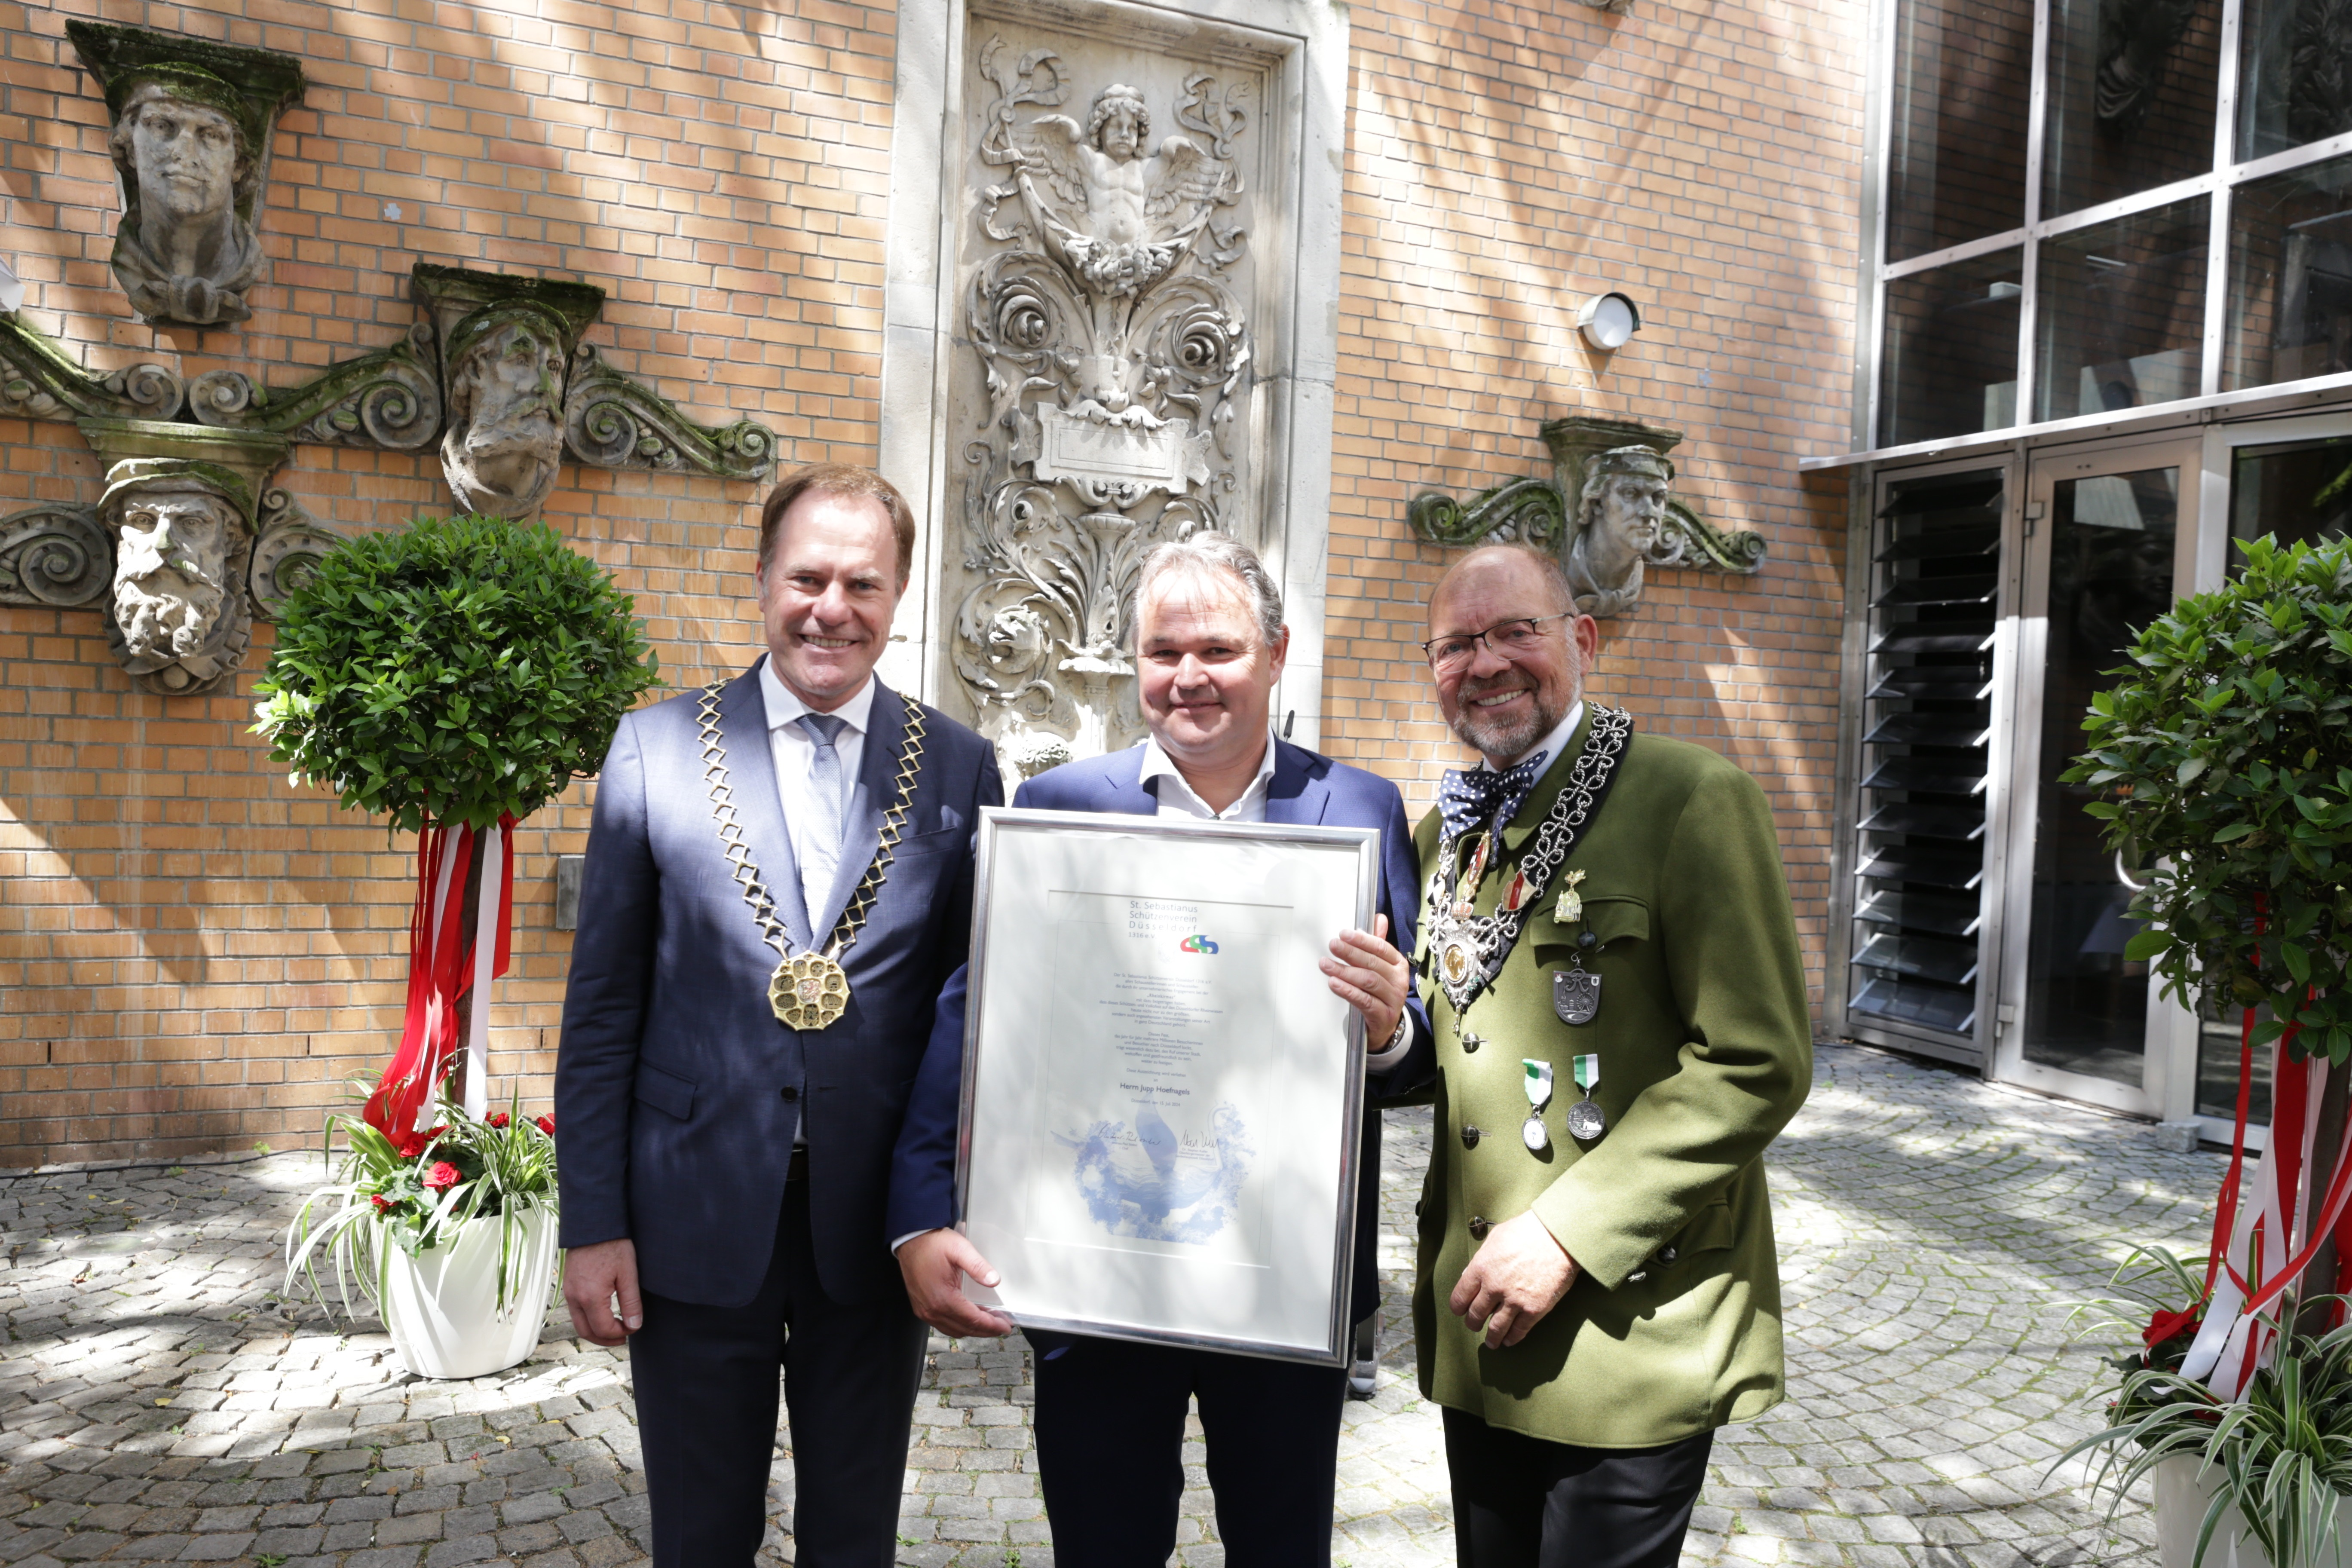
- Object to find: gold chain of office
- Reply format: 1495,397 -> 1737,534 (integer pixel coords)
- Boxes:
695,679 -> 927,1029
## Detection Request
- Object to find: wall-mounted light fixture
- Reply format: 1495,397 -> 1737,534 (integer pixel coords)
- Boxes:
1576,291 -> 1641,351
0,258 -> 23,316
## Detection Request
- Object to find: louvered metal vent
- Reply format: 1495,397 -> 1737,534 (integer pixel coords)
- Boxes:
1847,470 -> 2003,1043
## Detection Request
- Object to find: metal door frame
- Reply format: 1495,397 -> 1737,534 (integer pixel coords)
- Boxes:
1988,430 -> 2206,1118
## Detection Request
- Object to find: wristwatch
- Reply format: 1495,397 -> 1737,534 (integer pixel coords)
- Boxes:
1382,1010 -> 1411,1055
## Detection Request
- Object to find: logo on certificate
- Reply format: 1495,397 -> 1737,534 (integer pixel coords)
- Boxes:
1179,933 -> 1220,954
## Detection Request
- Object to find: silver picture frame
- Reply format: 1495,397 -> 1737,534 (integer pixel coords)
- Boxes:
954,805 -> 1381,1366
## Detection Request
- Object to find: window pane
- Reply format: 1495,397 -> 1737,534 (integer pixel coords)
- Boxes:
2042,0 -> 2220,218
2225,155 -> 2352,390
1879,251 -> 2024,446
1886,0 -> 2034,261
2033,197 -> 2209,421
2230,433 -> 2352,548
2237,0 -> 2352,163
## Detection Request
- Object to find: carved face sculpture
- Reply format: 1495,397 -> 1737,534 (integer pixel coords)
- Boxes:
1594,474 -> 1669,562
442,312 -> 568,517
106,79 -> 262,325
128,96 -> 241,230
110,485 -> 236,664
1087,88 -> 1148,163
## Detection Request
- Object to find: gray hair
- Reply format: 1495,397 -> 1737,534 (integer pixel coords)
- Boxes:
1133,531 -> 1284,648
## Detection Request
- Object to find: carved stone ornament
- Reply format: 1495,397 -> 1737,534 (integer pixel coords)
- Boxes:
76,419 -> 288,696
0,312 -> 184,422
1407,414 -> 1765,617
0,505 -> 113,609
563,344 -> 775,480
66,21 -> 306,329
188,324 -> 441,450
952,38 -> 1257,768
411,264 -> 605,518
247,489 -> 345,619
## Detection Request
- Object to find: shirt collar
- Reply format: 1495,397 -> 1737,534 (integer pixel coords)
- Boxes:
1494,700 -> 1585,777
1138,727 -> 1279,816
759,657 -> 877,736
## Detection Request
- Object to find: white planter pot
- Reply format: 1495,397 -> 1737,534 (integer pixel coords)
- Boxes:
2155,1455 -> 2352,1568
380,1203 -> 559,1380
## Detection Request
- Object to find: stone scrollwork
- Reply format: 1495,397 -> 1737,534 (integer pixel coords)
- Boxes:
188,324 -> 441,450
562,346 -> 776,480
66,21 -> 306,329
0,505 -> 113,609
1406,414 -> 1765,618
0,313 -> 184,423
954,39 -> 1258,769
248,489 -> 345,620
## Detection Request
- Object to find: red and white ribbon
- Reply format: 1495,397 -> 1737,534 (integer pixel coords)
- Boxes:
364,816 -> 516,1148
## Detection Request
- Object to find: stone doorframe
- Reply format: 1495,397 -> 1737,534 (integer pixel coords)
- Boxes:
876,0 -> 1348,751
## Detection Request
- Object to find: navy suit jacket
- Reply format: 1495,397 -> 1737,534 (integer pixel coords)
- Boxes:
555,659 -> 1002,1309
886,736 -> 1433,1325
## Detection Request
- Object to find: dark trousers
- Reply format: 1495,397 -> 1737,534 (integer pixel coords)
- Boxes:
628,1175 -> 927,1567
1443,1408 -> 1715,1568
1030,1331 -> 1348,1567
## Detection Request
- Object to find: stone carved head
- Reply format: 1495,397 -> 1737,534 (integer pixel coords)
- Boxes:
99,460 -> 254,694
1086,85 -> 1149,162
441,301 -> 571,517
70,24 -> 305,329
1565,445 -> 1674,618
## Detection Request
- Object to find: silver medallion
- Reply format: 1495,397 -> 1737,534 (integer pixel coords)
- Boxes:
1522,1113 -> 1549,1152
1566,1096 -> 1607,1141
1553,966 -> 1601,1026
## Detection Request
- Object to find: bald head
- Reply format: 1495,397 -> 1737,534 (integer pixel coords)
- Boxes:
1424,543 -> 1601,767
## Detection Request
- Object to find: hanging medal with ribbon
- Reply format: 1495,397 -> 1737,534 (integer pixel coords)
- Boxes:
1565,1054 -> 1606,1141
1522,1059 -> 1553,1152
695,680 -> 927,1029
1421,707 -> 1635,1019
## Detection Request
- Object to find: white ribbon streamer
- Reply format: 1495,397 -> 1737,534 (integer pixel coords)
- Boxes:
462,819 -> 501,1121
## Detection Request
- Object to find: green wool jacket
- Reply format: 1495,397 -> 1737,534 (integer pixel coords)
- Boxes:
1410,712 -> 1813,1449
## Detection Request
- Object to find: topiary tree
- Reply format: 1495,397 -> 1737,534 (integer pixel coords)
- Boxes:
253,514 -> 662,1138
2067,531 -> 2352,1339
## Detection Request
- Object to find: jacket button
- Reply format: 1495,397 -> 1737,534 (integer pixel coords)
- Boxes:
780,1086 -> 800,1102
1460,1032 -> 1481,1054
1467,1216 -> 1490,1240
1462,1124 -> 1481,1148
1658,1244 -> 1678,1264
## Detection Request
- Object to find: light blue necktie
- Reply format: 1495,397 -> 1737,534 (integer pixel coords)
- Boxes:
796,712 -> 849,929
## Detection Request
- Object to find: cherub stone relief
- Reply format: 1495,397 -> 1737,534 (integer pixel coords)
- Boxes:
954,41 -> 1258,779
68,23 -> 305,329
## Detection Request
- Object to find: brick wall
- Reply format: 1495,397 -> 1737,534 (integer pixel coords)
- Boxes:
0,0 -> 1865,1163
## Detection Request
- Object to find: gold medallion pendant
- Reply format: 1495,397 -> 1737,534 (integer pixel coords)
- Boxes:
771,952 -> 851,1029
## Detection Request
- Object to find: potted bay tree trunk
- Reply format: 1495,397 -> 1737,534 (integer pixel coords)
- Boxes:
258,512 -> 660,1378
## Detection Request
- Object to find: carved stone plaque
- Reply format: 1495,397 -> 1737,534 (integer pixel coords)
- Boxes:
943,23 -> 1268,773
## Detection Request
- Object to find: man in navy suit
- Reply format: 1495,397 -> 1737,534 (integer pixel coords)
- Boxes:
888,532 -> 1431,1566
554,464 -> 1002,1566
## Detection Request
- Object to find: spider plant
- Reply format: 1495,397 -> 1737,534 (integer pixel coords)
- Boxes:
285,1084 -> 557,1319
2060,1245 -> 2352,1568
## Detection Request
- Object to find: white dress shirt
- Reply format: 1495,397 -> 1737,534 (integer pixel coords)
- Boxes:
758,659 -> 876,932
1141,729 -> 1413,1072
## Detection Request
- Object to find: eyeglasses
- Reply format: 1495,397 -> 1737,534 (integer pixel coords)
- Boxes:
1420,614 -> 1570,672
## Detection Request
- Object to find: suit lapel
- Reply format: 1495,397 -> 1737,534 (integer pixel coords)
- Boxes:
813,679 -> 907,940
1093,746 -> 1157,816
1265,739 -> 1330,827
719,660 -> 815,952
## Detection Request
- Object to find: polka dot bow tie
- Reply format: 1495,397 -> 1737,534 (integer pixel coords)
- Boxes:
1438,750 -> 1550,842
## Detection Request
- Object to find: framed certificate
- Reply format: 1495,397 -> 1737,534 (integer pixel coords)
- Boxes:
955,806 -> 1381,1365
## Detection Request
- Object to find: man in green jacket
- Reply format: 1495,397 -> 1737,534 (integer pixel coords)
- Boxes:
1410,543 -> 1812,1568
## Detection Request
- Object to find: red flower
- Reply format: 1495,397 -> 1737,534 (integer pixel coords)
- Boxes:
535,1114 -> 555,1137
487,1112 -> 510,1129
424,1161 -> 461,1192
370,1194 -> 395,1213
389,1124 -> 447,1160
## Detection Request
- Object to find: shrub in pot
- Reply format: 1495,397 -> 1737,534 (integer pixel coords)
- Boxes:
257,514 -> 660,1377
2061,533 -> 2352,1565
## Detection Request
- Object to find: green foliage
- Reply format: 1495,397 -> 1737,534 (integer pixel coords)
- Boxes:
252,514 -> 661,833
2063,1266 -> 2352,1568
2064,533 -> 2352,1058
285,1088 -> 557,1319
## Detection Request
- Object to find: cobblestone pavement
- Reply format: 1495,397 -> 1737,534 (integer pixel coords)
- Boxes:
0,1044 -> 2220,1567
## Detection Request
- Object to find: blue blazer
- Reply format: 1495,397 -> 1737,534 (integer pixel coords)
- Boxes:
555,659 -> 1002,1308
886,736 -> 1433,1325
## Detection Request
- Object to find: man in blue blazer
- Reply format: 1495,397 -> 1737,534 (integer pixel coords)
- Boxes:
555,465 -> 1002,1566
888,532 -> 1432,1566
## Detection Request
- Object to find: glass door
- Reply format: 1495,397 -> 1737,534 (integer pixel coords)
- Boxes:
1991,436 -> 2202,1117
